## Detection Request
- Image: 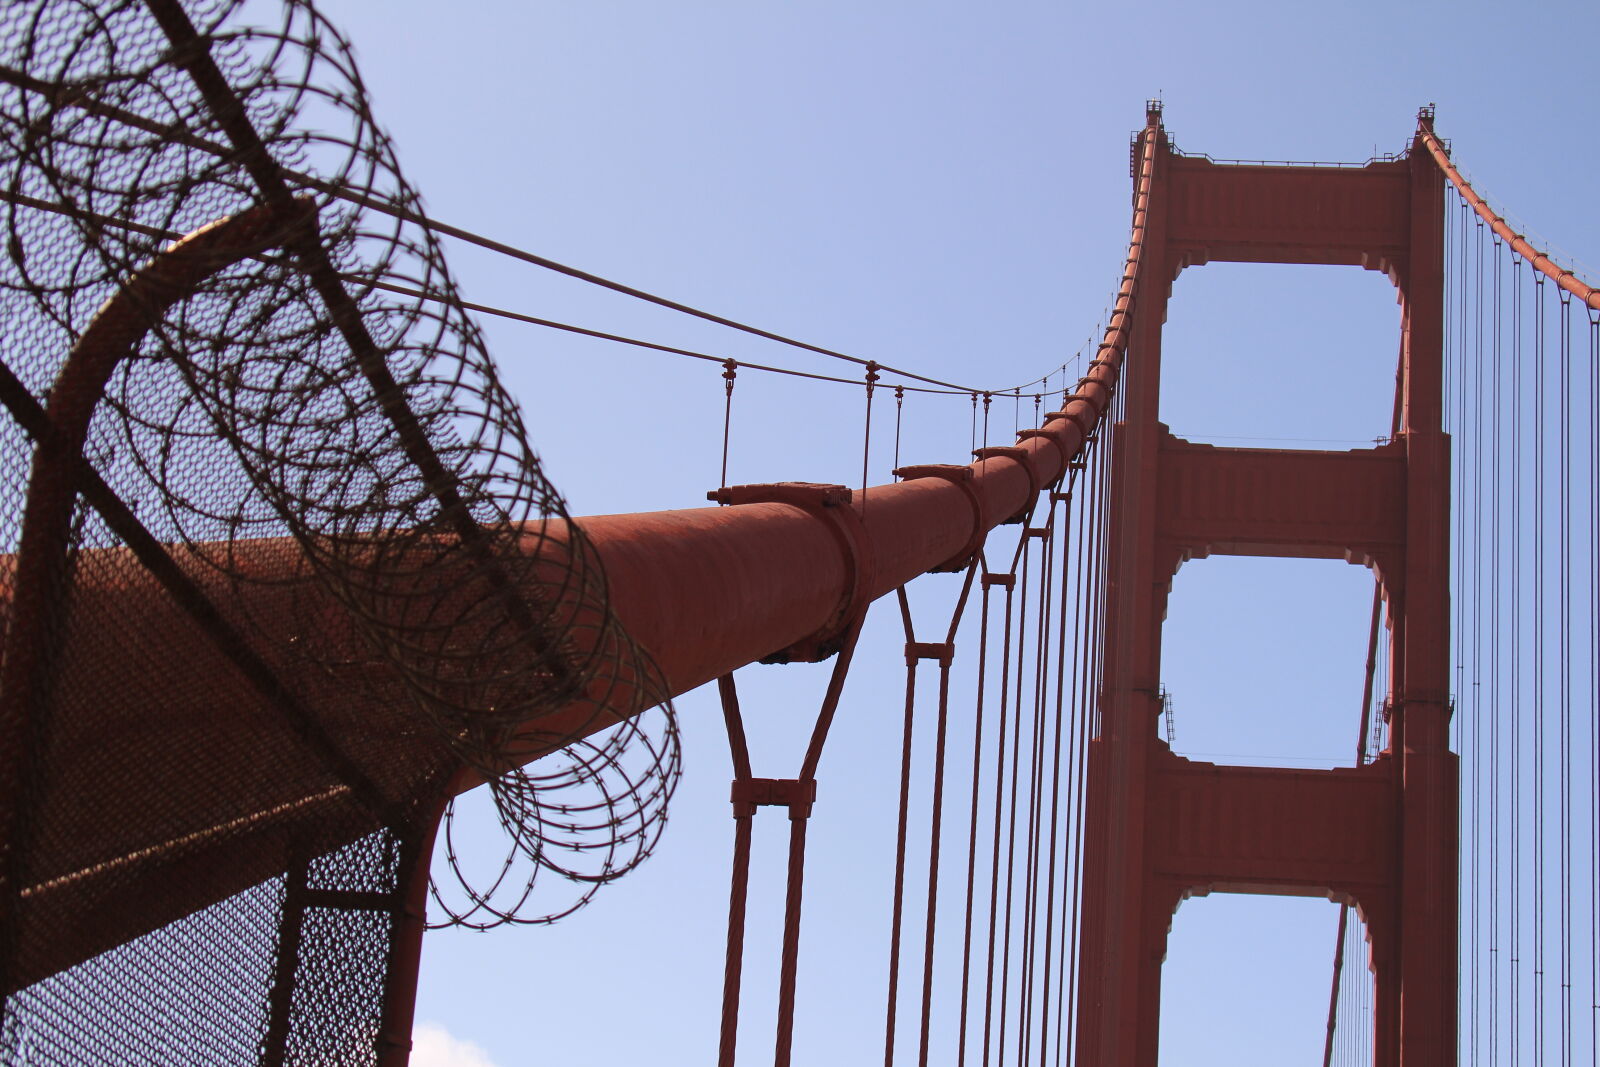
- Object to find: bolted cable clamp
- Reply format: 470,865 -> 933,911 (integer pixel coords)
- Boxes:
904,641 -> 955,667
893,463 -> 986,573
731,777 -> 817,819
971,445 -> 1038,524
705,482 -> 872,663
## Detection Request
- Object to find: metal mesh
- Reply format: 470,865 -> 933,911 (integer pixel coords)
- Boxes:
0,0 -> 680,1062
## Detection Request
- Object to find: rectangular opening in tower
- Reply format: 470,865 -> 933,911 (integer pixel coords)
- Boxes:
1160,555 -> 1381,770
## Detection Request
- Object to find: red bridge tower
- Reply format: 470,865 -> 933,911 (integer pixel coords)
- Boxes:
1075,105 -> 1456,1066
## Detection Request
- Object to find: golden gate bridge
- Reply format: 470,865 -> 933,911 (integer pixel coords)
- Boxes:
0,2 -> 1596,1065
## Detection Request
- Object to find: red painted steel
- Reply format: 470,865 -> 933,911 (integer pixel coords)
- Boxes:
1417,115 -> 1600,311
1073,110 -> 1457,1065
3,190 -> 1143,983
6,100 -> 1476,1065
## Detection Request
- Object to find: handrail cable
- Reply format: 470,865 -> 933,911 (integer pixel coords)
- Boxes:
0,61 -> 1072,397
0,184 -> 1083,399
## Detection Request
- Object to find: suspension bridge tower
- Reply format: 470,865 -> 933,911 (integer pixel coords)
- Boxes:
1075,102 -> 1456,1066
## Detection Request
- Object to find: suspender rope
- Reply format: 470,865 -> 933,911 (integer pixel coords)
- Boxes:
862,361 -> 881,512
997,533 -> 1038,1066
1018,517 -> 1052,1064
894,385 -> 906,475
717,675 -> 756,1067
880,561 -> 980,1066
979,566 -> 1016,1066
883,590 -> 919,1066
915,568 -> 977,1067
716,613 -> 867,1067
1035,490 -> 1072,1067
720,359 -> 738,491
956,554 -> 996,1067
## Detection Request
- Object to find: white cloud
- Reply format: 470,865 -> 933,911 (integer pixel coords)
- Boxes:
411,1022 -> 502,1067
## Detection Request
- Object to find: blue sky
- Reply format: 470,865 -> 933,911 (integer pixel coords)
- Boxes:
308,1 -> 1599,1063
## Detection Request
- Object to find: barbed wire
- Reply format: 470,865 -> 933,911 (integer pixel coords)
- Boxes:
0,36 -> 1076,400
1,0 -> 679,959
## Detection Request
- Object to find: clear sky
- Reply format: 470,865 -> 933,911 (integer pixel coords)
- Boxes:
307,2 -> 1600,1063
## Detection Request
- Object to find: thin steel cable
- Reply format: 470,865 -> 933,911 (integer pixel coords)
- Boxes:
915,564 -> 979,1067
782,614 -> 867,1067
996,540 -> 1034,1067
1469,210 -> 1484,1066
979,573 -> 1016,1067
1020,515 -> 1056,1065
1034,548 -> 1054,1062
884,589 -> 919,1067
719,359 -> 738,491
713,614 -> 866,1067
1063,414 -> 1113,1065
862,362 -> 879,514
1534,271 -> 1548,1067
1323,904 -> 1350,1067
1556,289 -> 1573,1067
1052,521 -> 1082,1067
1490,229 -> 1504,1067
1326,576 -> 1387,1064
1052,467 -> 1091,1067
1511,253 -> 1525,1067
1588,308 -> 1599,1067
956,575 -> 995,1067
893,385 -> 905,476
1471,205 -> 1486,1067
1475,207 -> 1492,1067
1038,494 -> 1073,1067
915,661 -> 954,1067
716,673 -> 755,1067
0,186 -> 1046,403
0,67 -> 1083,397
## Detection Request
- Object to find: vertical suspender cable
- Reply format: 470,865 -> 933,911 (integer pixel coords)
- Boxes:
1510,256 -> 1525,1067
1558,289 -> 1573,1067
1534,272 -> 1548,1067
917,564 -> 978,1067
720,360 -> 738,490
981,572 -> 1016,1067
883,588 -> 919,1067
1464,214 -> 1478,1067
1055,466 -> 1091,1067
957,576 -> 996,1067
996,543 -> 1032,1066
1588,307 -> 1599,1067
717,675 -> 756,1067
1039,488 -> 1074,1067
1064,411 -> 1113,1065
1472,209 -> 1487,1067
894,386 -> 906,475
1490,233 -> 1504,1067
1018,519 -> 1053,1065
862,362 -> 880,513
